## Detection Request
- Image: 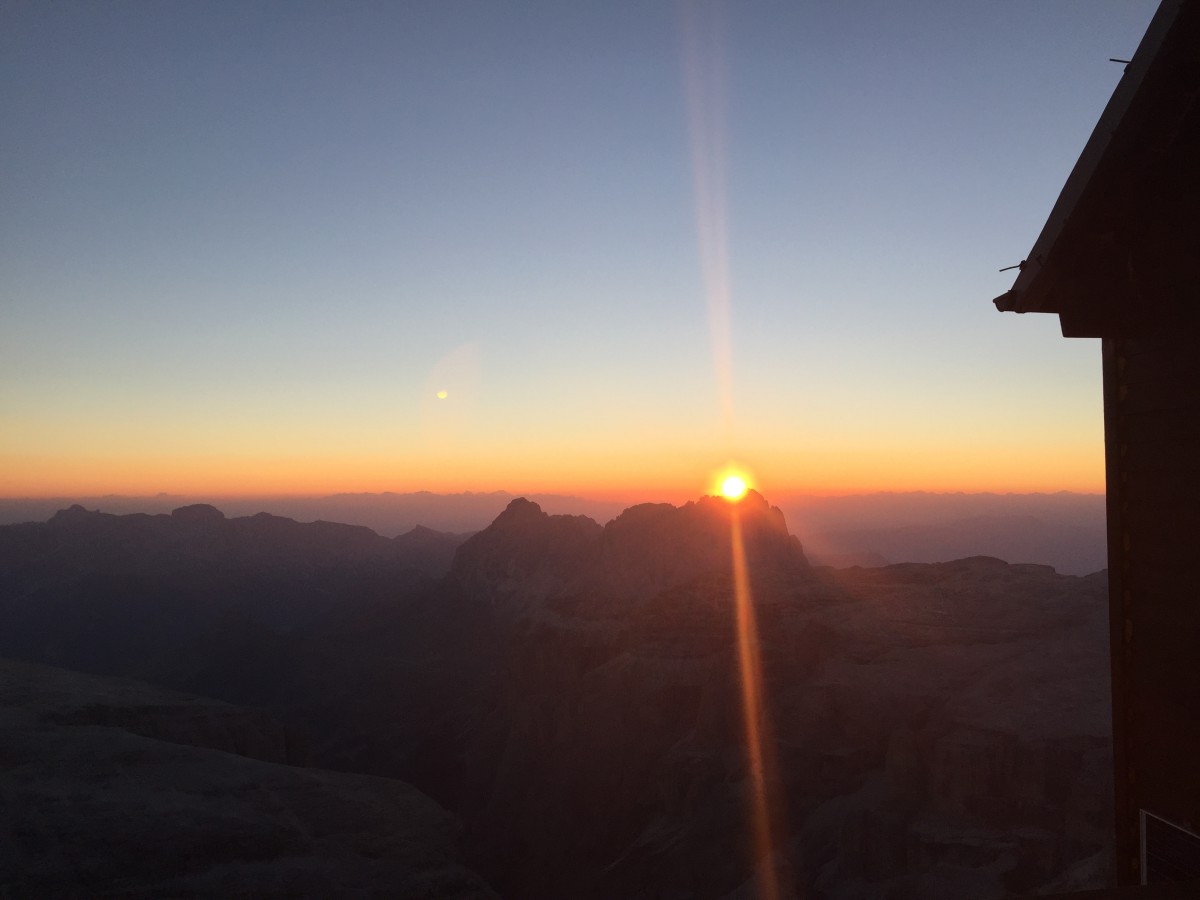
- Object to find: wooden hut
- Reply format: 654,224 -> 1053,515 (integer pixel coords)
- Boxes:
994,0 -> 1200,887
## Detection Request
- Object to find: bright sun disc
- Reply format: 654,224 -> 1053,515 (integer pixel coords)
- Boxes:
721,475 -> 748,501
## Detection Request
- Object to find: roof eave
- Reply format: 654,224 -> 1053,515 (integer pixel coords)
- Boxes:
996,0 -> 1186,324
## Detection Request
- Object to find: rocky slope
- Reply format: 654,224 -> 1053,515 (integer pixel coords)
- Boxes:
0,657 -> 495,898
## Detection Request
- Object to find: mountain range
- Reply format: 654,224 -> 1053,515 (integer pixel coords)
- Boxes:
0,489 -> 1106,574
0,493 -> 1112,898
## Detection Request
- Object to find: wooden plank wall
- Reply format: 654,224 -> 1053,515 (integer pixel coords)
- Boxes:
1105,331 -> 1200,885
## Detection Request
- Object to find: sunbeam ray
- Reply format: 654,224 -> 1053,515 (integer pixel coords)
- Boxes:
681,6 -> 789,892
679,0 -> 734,434
730,508 -> 787,899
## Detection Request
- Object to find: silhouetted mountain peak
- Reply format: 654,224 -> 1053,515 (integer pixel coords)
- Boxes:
49,504 -> 99,525
685,492 -> 786,533
405,524 -> 441,537
393,525 -> 471,577
599,491 -> 806,600
448,499 -> 604,608
493,496 -> 547,525
171,504 -> 225,522
605,491 -> 790,552
720,488 -> 776,518
466,497 -> 604,547
451,491 -> 809,610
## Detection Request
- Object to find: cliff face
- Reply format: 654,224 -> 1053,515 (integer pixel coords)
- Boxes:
444,509 -> 1111,900
787,562 -> 1112,899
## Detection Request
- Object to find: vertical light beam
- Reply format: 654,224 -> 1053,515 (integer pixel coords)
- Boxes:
679,0 -> 734,434
730,509 -> 784,900
682,5 -> 787,893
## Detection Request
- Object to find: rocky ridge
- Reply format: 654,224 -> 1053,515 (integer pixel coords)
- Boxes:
450,491 -> 809,611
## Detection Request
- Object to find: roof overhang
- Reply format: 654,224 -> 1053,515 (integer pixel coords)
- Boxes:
993,0 -> 1199,338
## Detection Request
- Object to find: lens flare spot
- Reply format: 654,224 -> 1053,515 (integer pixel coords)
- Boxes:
721,474 -> 748,501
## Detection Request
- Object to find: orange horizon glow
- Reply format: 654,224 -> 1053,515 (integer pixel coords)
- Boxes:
0,443 -> 1106,501
0,473 -> 1106,501
0,458 -> 1106,501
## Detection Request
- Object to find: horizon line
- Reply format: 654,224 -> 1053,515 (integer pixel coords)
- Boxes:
0,487 -> 1106,502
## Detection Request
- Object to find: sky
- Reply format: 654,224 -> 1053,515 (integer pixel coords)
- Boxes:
1,1 -> 1158,502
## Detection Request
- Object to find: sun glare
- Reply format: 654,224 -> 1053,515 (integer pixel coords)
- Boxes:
710,463 -> 755,502
721,474 -> 748,501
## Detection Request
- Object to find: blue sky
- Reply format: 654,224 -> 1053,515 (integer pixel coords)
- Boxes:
1,1 -> 1158,498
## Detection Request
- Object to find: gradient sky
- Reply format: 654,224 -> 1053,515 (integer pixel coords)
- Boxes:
1,1 -> 1157,501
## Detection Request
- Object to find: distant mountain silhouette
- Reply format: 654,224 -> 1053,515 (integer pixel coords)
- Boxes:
0,490 -> 1106,572
0,503 -> 466,677
0,495 -> 1113,898
0,490 -> 627,535
450,491 -> 809,610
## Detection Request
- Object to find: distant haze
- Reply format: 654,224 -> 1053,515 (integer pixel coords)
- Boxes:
0,490 -> 1106,575
777,491 -> 1106,575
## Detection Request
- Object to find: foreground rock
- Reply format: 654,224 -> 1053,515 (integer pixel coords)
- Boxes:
0,658 -> 496,898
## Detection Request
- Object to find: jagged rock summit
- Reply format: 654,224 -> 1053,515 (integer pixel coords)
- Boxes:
450,490 -> 810,609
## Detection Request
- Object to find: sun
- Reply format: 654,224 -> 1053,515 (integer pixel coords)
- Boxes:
720,474 -> 748,502
709,462 -> 756,502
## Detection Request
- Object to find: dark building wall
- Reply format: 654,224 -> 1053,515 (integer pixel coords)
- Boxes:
993,1 -> 1200,887
1104,331 -> 1200,884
